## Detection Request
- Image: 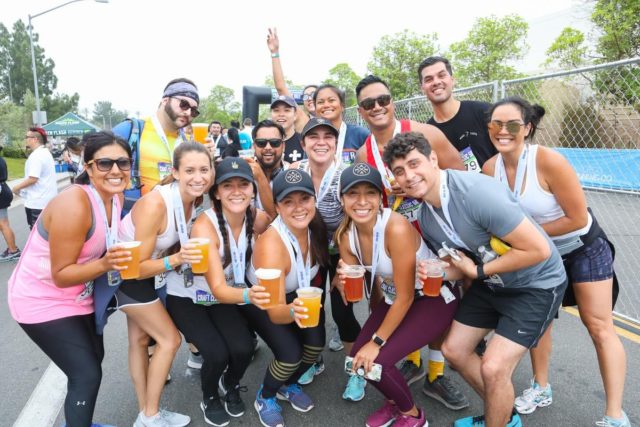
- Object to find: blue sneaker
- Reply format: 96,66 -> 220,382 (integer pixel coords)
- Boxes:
596,411 -> 631,427
297,357 -> 324,385
276,383 -> 314,412
254,386 -> 284,427
342,374 -> 366,402
454,412 -> 522,427
514,380 -> 552,414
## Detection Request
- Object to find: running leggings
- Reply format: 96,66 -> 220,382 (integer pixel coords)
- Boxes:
20,313 -> 104,427
350,295 -> 458,412
166,295 -> 253,400
240,297 -> 325,399
322,254 -> 361,342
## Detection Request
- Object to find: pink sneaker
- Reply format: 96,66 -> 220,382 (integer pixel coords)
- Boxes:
366,401 -> 399,427
394,408 -> 428,427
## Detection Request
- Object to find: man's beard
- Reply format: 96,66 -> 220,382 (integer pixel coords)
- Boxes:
258,152 -> 282,169
164,103 -> 189,128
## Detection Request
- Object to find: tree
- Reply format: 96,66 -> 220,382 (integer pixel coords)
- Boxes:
197,85 -> 241,126
91,100 -> 127,129
367,30 -> 440,100
323,63 -> 361,107
44,92 -> 80,122
591,0 -> 640,61
448,15 -> 528,86
0,21 -> 57,105
0,100 -> 29,149
544,27 -> 589,69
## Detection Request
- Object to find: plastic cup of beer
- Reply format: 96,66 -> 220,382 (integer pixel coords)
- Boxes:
295,287 -> 323,328
188,238 -> 210,274
192,123 -> 209,144
117,241 -> 142,280
343,265 -> 366,302
421,259 -> 445,297
255,268 -> 281,308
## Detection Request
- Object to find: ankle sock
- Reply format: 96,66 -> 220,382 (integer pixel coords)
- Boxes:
406,350 -> 421,367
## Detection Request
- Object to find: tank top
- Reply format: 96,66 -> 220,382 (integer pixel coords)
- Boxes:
493,144 -> 591,241
8,185 -> 120,324
347,209 -> 433,305
247,217 -> 320,294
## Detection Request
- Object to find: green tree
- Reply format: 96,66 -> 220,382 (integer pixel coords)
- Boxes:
197,85 -> 241,126
323,63 -> 361,107
43,92 -> 80,122
91,100 -> 128,129
448,14 -> 528,86
367,30 -> 440,100
0,21 -> 57,105
591,0 -> 640,61
544,27 -> 589,69
0,100 -> 29,149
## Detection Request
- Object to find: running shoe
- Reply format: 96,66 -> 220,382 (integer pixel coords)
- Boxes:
254,386 -> 284,427
329,337 -> 344,352
454,410 -> 522,427
62,424 -> 115,427
0,248 -> 21,262
399,359 -> 426,385
422,375 -> 469,410
218,372 -> 247,417
393,408 -> 428,427
342,374 -> 367,402
514,380 -> 552,414
200,397 -> 230,426
133,411 -> 169,427
297,355 -> 325,385
596,411 -> 631,427
366,400 -> 399,427
158,409 -> 190,427
276,383 -> 314,412
187,351 -> 203,369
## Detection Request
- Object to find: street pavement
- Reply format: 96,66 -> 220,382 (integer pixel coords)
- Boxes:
1,179 -> 638,427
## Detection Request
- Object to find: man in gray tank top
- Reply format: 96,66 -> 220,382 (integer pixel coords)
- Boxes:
383,132 -> 567,427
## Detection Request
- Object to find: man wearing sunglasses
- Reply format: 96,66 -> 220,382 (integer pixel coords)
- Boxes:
113,77 -> 200,197
418,56 -> 497,172
11,127 -> 58,230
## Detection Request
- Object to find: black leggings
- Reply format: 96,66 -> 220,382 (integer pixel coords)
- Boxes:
322,254 -> 361,342
20,313 -> 104,427
166,295 -> 254,400
240,296 -> 325,399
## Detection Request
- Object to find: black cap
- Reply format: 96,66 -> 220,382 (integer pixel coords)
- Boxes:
215,157 -> 254,185
301,117 -> 339,140
272,169 -> 315,202
340,162 -> 383,194
270,95 -> 297,109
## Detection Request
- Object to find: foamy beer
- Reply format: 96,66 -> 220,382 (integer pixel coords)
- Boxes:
255,268 -> 281,308
117,241 -> 142,280
343,265 -> 366,302
295,287 -> 323,328
192,123 -> 209,144
189,238 -> 210,274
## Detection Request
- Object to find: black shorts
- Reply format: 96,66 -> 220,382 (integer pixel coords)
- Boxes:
455,281 -> 567,348
116,278 -> 159,308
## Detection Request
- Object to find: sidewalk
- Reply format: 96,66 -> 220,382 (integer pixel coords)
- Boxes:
7,172 -> 72,209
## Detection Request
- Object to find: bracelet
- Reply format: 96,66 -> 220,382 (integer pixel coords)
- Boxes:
271,52 -> 280,58
289,307 -> 295,319
442,270 -> 447,280
163,256 -> 172,271
242,288 -> 250,304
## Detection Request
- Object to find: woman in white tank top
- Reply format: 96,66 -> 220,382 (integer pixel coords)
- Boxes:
117,143 -> 212,427
483,97 -> 628,426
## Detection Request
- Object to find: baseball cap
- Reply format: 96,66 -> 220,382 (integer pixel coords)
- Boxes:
272,169 -> 315,202
270,95 -> 297,109
301,117 -> 339,140
340,162 -> 383,194
215,157 -> 254,185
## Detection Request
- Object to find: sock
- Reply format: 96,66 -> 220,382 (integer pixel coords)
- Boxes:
406,350 -> 421,367
428,350 -> 445,382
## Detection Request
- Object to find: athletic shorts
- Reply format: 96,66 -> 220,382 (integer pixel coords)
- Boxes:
455,280 -> 567,348
0,208 -> 7,220
116,278 -> 159,308
565,237 -> 614,284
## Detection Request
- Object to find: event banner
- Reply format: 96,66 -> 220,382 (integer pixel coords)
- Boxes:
556,148 -> 640,192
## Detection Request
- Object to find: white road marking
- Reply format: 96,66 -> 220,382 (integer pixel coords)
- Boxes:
13,362 -> 67,427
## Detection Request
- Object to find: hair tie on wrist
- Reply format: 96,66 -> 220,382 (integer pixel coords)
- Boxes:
289,307 -> 295,319
163,256 -> 172,271
243,288 -> 250,304
271,52 -> 280,58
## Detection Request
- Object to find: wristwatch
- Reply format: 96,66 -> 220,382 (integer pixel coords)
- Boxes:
372,333 -> 386,347
476,264 -> 488,281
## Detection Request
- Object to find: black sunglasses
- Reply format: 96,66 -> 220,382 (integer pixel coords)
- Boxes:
358,94 -> 392,111
488,120 -> 525,135
254,138 -> 283,148
87,157 -> 132,172
171,97 -> 200,118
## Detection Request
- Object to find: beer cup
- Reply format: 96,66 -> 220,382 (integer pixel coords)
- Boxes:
295,287 -> 323,328
188,238 -> 210,274
343,265 -> 366,302
421,259 -> 445,297
192,123 -> 209,144
117,241 -> 142,280
255,268 -> 281,308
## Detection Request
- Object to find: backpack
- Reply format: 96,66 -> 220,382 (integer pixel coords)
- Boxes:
112,118 -> 145,217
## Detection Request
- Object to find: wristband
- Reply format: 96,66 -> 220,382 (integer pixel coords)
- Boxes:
163,256 -> 172,271
442,270 -> 447,280
271,52 -> 280,58
243,288 -> 250,304
289,307 -> 295,319
476,264 -> 487,281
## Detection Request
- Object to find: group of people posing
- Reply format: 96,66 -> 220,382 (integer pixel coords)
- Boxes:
7,44 -> 630,427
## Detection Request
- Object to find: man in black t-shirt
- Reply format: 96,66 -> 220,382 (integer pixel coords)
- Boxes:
418,56 -> 497,171
270,95 -> 306,163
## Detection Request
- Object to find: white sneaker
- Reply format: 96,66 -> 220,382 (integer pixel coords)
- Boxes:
514,380 -> 552,415
329,337 -> 344,352
133,411 -> 169,427
187,352 -> 203,369
159,408 -> 191,427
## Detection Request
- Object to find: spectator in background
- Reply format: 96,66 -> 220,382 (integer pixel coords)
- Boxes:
12,127 -> 58,230
208,120 -> 228,160
0,144 -> 20,261
239,118 -> 254,150
222,128 -> 241,159
62,136 -> 85,184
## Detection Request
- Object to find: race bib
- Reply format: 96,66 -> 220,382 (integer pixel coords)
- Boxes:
460,146 -> 480,173
158,162 -> 172,180
195,289 -> 218,305
155,273 -> 167,290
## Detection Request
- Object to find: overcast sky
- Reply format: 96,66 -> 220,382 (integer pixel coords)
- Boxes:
3,0 -> 594,121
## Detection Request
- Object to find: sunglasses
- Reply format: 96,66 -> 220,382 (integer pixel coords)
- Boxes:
172,97 -> 200,118
358,94 -> 392,111
254,138 -> 283,148
488,120 -> 525,135
302,92 -> 315,101
87,157 -> 132,172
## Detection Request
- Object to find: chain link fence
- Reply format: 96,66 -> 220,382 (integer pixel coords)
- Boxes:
344,57 -> 640,325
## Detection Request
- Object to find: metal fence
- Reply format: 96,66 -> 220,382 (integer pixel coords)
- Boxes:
344,57 -> 640,325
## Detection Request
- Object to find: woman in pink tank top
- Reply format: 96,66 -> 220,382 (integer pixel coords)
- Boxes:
7,131 -> 133,427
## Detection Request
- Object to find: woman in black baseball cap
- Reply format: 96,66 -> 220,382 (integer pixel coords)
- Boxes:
244,168 -> 330,427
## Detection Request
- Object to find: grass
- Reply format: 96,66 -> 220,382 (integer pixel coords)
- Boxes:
5,157 -> 26,181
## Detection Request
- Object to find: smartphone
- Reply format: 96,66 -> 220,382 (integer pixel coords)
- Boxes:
344,356 -> 382,382
439,242 -> 461,261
